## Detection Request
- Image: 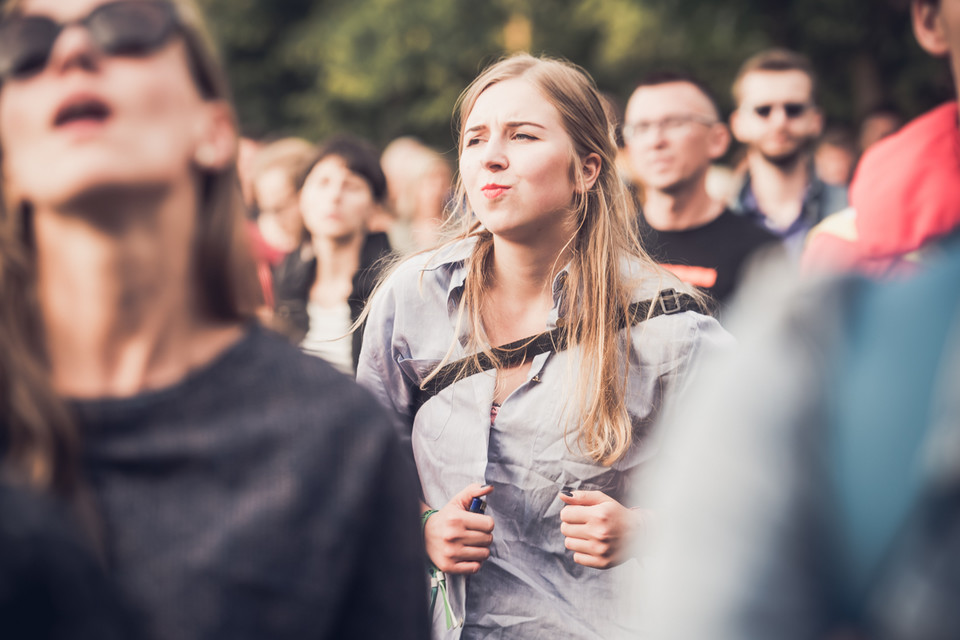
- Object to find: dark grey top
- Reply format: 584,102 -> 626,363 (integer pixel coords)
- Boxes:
72,324 -> 429,640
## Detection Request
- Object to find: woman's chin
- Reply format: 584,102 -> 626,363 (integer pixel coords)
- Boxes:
23,169 -> 175,217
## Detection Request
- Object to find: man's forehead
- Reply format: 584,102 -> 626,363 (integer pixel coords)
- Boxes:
627,82 -> 716,118
738,70 -> 814,105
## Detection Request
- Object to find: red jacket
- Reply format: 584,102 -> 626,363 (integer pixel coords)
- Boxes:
802,102 -> 960,277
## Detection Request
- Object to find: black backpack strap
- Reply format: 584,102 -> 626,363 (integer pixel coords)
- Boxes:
410,288 -> 700,413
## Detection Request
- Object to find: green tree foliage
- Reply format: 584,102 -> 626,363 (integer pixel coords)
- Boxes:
199,0 -> 951,149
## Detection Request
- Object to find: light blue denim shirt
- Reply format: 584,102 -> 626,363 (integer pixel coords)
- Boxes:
357,238 -> 730,639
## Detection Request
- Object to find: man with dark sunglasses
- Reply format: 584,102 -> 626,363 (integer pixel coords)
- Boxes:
729,48 -> 848,257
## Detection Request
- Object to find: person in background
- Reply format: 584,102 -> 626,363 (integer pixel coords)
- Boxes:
250,136 -> 314,262
803,0 -> 960,277
729,48 -> 848,256
814,125 -> 857,187
858,104 -> 904,154
273,135 -> 392,376
235,135 -> 263,213
381,136 -> 453,254
623,72 -> 778,310
357,53 -> 727,639
240,137 -> 313,309
0,1 -> 428,638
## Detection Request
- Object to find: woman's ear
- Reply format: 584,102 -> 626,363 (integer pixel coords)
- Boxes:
578,153 -> 602,192
913,0 -> 950,57
193,101 -> 237,171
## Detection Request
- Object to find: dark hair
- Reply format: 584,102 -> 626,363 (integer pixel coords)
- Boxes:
861,102 -> 904,122
297,135 -> 388,204
819,125 -> 856,152
633,71 -> 723,120
732,48 -> 818,105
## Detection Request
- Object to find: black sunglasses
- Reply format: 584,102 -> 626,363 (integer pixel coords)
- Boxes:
753,102 -> 810,119
0,1 -> 178,83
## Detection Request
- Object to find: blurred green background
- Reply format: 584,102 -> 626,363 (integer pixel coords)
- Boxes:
199,0 -> 953,151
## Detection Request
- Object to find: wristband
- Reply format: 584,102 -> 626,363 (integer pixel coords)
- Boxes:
420,508 -> 460,629
421,508 -> 438,537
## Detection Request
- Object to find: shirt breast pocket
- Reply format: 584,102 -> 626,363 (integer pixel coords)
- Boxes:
396,355 -> 453,441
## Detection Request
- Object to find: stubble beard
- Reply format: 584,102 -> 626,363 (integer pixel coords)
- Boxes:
758,136 -> 816,170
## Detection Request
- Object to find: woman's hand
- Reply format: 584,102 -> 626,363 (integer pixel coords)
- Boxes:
559,490 -> 647,569
423,484 -> 494,574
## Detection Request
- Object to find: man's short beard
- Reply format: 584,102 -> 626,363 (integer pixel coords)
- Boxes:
758,137 -> 816,169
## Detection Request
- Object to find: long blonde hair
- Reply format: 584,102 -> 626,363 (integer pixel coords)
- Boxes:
431,54 -> 672,466
0,0 -> 260,494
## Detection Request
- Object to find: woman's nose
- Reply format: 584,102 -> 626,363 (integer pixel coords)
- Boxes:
328,181 -> 346,203
45,24 -> 102,77
481,135 -> 508,171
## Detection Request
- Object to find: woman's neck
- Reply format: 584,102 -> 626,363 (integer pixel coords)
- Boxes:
312,232 -> 365,283
34,189 -> 240,398
483,234 -> 570,345
490,238 -> 565,299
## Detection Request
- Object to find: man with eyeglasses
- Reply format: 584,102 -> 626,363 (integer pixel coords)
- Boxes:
729,49 -> 848,257
623,72 -> 778,309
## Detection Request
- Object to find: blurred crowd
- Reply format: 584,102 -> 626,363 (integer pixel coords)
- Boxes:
2,0 -> 959,639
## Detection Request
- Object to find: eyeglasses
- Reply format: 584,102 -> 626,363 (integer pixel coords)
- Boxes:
622,114 -> 716,140
752,102 -> 811,119
0,1 -> 179,84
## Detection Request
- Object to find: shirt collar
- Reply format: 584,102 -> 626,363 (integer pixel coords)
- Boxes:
737,162 -> 826,233
437,237 -> 571,320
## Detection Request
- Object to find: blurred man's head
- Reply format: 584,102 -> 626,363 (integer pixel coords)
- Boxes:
912,0 -> 960,101
730,49 -> 824,167
858,106 -> 904,153
623,73 -> 730,195
815,126 -> 857,186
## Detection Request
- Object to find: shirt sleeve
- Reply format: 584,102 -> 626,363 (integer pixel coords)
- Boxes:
356,272 -> 416,453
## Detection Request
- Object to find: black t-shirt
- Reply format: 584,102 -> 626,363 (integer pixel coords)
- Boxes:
639,208 -> 780,307
72,325 -> 429,640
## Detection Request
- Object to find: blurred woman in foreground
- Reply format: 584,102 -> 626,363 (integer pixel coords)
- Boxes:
0,0 -> 427,638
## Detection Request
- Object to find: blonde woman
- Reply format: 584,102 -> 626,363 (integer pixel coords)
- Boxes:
357,54 -> 729,638
0,0 -> 427,638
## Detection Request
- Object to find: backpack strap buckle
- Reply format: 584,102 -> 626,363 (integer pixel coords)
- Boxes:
658,288 -> 683,315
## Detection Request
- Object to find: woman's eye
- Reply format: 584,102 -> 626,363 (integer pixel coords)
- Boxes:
465,137 -> 483,147
513,133 -> 536,141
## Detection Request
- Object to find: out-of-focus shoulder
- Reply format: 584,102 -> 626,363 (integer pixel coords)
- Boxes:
621,256 -> 698,303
